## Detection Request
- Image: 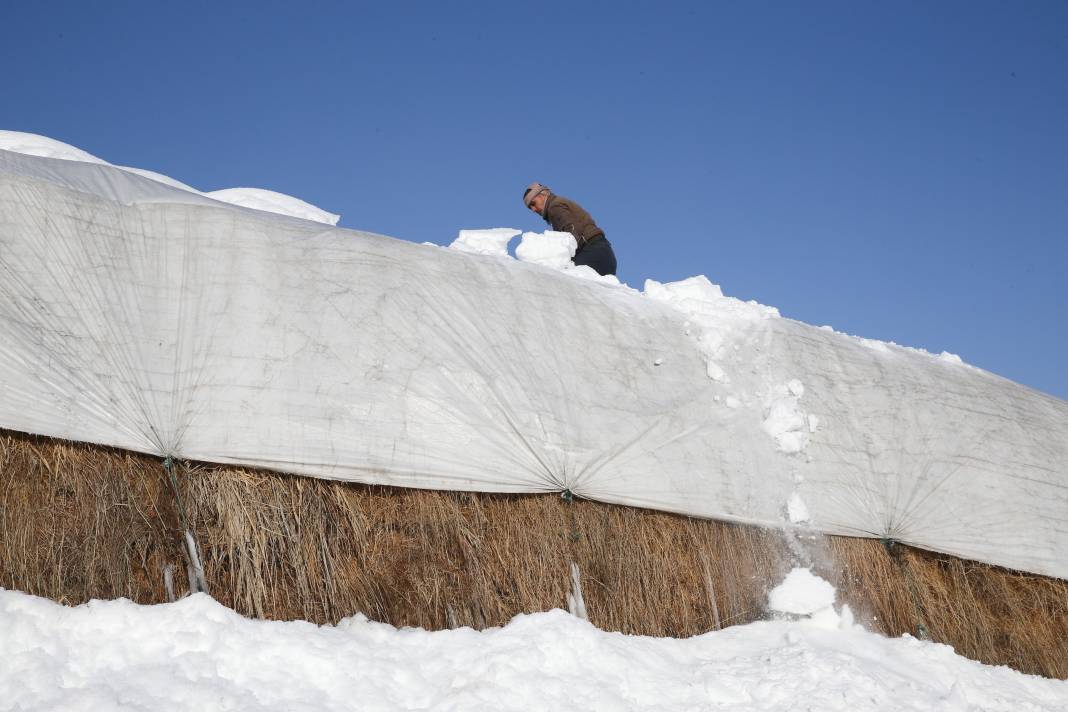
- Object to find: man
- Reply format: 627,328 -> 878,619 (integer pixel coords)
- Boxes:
523,182 -> 617,276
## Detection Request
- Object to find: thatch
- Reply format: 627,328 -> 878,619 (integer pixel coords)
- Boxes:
1,429 -> 1065,679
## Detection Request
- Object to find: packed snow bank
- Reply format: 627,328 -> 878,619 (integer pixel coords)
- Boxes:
206,187 -> 341,226
2,589 -> 1065,712
0,129 -> 338,225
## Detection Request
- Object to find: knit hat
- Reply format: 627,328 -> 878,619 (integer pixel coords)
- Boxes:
523,182 -> 549,207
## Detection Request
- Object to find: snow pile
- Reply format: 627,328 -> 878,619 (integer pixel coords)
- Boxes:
2,588 -> 1065,712
643,275 -> 779,383
768,567 -> 843,630
515,230 -> 578,269
787,491 -> 810,524
448,227 -> 520,256
762,378 -> 816,454
206,188 -> 341,226
0,130 -> 339,225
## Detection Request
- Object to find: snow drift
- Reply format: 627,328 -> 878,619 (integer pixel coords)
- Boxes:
0,142 -> 1065,581
2,578 -> 1066,712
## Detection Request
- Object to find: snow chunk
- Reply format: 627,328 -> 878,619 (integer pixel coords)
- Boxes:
644,276 -> 779,385
644,276 -> 780,322
450,229 -> 623,288
565,263 -> 622,286
762,380 -> 811,454
939,351 -> 963,364
768,567 -> 836,617
449,228 -> 520,257
0,129 -> 108,164
644,274 -> 725,306
787,492 -> 810,524
516,230 -> 577,269
206,187 -> 340,226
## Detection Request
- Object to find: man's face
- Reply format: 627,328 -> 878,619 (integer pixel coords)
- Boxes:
527,193 -> 546,213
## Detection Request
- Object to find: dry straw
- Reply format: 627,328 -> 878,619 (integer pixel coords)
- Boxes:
1,430 -> 1065,678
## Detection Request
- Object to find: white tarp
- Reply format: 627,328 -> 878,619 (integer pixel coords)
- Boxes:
1,148 -> 1066,579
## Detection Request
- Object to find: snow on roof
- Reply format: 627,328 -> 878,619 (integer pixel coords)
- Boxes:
206,187 -> 340,226
0,129 -> 108,164
0,129 -> 339,225
117,165 -> 200,193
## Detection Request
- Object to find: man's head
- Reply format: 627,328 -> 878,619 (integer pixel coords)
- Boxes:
523,182 -> 550,213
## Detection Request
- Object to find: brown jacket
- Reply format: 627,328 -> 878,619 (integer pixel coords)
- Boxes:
541,194 -> 604,247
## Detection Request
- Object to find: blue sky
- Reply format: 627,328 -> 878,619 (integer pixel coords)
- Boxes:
5,1 -> 1067,399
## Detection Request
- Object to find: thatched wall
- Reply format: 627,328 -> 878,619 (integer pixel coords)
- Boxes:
1,429 -> 1065,679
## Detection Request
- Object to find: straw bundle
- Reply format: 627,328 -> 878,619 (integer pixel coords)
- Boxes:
1,429 -> 1065,679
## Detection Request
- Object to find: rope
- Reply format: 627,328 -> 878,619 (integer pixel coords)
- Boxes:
883,537 -> 931,640
163,456 -> 191,532
163,455 -> 209,595
560,488 -> 580,543
559,488 -> 586,618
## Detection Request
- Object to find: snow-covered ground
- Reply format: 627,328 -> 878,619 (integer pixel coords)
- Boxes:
2,568 -> 1065,712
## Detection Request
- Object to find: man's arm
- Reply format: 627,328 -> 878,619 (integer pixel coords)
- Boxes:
547,201 -> 578,237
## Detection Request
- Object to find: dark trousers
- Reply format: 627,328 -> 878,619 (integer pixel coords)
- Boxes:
574,235 -> 617,276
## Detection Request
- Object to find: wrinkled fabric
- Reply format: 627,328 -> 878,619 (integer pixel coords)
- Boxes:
0,149 -> 1065,580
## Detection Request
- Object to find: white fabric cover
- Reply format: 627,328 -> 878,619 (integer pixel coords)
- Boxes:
1,149 -> 1065,579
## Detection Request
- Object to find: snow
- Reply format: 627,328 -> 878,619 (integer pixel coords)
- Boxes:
0,130 -> 339,225
206,188 -> 341,226
761,380 -> 812,454
822,322 -> 970,368
449,228 -> 625,287
787,492 -> 810,523
643,275 -> 779,385
768,567 -> 837,617
2,580 -> 1065,712
1,132 -> 1066,709
448,227 -> 520,256
516,230 -> 578,269
0,129 -> 108,164
117,165 -> 200,192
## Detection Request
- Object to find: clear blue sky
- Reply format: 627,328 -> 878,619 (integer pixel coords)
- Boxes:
5,1 -> 1067,399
